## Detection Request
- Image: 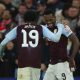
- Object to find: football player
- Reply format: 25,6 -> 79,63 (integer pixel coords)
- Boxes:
43,10 -> 79,80
0,10 -> 65,80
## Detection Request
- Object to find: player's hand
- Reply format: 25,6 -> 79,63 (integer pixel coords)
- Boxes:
41,63 -> 47,71
69,58 -> 76,72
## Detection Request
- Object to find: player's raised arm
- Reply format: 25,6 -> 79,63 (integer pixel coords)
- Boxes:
41,23 -> 64,42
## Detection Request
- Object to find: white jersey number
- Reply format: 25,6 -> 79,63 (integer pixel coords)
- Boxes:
21,29 -> 39,48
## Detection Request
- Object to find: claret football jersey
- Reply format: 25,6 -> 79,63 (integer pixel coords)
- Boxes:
16,23 -> 46,68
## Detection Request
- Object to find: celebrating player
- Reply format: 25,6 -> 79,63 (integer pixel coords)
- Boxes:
0,10 -> 65,80
43,10 -> 79,80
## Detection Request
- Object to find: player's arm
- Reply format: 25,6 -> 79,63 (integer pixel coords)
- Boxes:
69,34 -> 79,60
68,33 -> 79,70
41,23 -> 64,42
63,25 -> 79,70
0,27 -> 17,57
1,27 -> 17,45
63,25 -> 79,58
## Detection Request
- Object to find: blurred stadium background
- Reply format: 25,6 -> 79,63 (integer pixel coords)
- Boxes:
0,0 -> 80,80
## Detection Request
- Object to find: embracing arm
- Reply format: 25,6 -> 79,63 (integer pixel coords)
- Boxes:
42,23 -> 64,42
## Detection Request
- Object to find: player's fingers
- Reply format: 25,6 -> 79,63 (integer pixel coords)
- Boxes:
69,61 -> 76,72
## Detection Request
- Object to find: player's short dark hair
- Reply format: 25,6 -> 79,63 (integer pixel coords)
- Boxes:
23,10 -> 38,22
43,9 -> 55,16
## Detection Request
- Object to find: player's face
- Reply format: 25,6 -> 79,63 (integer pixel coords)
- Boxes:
43,14 -> 56,26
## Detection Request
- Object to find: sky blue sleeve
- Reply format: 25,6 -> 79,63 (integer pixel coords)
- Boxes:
41,24 -> 63,42
1,27 -> 17,45
5,27 -> 17,40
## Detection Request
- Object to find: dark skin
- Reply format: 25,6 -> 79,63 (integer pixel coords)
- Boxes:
43,13 -> 79,71
68,33 -> 79,70
43,14 -> 56,26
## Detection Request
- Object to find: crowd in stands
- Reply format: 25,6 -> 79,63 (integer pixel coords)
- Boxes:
0,0 -> 80,78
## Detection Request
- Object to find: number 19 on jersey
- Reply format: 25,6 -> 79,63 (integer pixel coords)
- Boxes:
21,29 -> 39,48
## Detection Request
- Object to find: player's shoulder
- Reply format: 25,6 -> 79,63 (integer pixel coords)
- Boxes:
17,23 -> 31,30
34,25 -> 43,33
